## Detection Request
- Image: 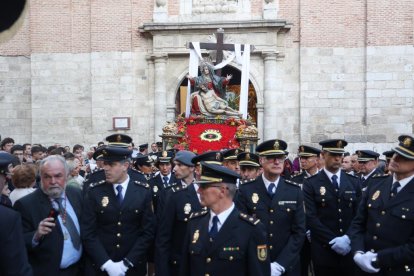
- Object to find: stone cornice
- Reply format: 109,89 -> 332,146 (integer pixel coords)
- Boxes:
139,20 -> 292,34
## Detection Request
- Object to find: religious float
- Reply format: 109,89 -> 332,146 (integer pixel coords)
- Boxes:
160,29 -> 259,153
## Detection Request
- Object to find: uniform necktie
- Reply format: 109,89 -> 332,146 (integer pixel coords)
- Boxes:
163,176 -> 169,187
116,185 -> 124,205
209,216 -> 219,239
390,181 -> 400,198
268,183 -> 276,198
55,198 -> 81,250
331,175 -> 339,190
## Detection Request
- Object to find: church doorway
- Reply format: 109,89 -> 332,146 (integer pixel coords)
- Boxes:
175,65 -> 258,123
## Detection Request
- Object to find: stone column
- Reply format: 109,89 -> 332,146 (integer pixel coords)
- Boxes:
262,51 -> 278,139
256,103 -> 264,141
146,56 -> 155,142
153,54 -> 168,141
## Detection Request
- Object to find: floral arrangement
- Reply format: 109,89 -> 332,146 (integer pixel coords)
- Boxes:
167,115 -> 251,153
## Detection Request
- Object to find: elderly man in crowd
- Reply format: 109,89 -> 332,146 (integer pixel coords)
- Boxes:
14,155 -> 83,275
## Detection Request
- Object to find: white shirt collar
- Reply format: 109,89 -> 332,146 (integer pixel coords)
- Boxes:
393,174 -> 414,191
323,168 -> 341,186
209,203 -> 235,232
113,176 -> 130,197
262,174 -> 280,192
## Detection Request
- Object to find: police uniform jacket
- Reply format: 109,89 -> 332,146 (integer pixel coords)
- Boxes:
83,168 -> 148,196
149,173 -> 177,215
236,176 -> 306,274
290,171 -> 307,186
349,175 -> 414,275
0,205 -> 33,276
81,178 -> 155,275
155,184 -> 204,276
180,208 -> 270,276
13,186 -> 83,275
303,170 -> 361,266
361,168 -> 384,189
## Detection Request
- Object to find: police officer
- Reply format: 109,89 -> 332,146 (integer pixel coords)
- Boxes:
291,145 -> 321,186
81,146 -> 155,276
83,134 -> 147,195
382,150 -> 394,175
237,151 -> 261,183
303,139 -> 361,276
356,150 -> 382,188
180,162 -> 270,276
349,135 -> 414,275
236,139 -> 306,276
291,145 -> 321,276
222,148 -> 243,174
149,150 -> 177,215
134,155 -> 154,181
155,150 -> 203,276
192,150 -> 224,181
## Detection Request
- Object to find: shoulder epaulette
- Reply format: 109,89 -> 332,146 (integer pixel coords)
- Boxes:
285,179 -> 301,188
240,179 -> 255,185
189,209 -> 208,219
305,173 -> 318,180
346,174 -> 360,179
372,173 -> 389,178
134,180 -> 150,189
239,212 -> 260,225
90,180 -> 105,188
291,171 -> 303,178
172,185 -> 188,193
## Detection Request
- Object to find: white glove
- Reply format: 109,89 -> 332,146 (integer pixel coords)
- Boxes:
329,235 -> 351,255
306,230 -> 311,242
101,260 -> 127,276
270,262 -> 285,276
353,252 -> 380,273
114,261 -> 128,275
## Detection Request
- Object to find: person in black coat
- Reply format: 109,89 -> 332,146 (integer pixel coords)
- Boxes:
303,139 -> 361,276
349,135 -> 414,275
14,155 -> 83,276
155,150 -> 202,276
81,146 -> 155,276
236,139 -> 306,276
180,162 -> 270,276
0,152 -> 33,276
355,150 -> 383,189
0,205 -> 33,276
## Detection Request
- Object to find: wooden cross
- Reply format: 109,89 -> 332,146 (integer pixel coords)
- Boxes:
187,28 -> 254,77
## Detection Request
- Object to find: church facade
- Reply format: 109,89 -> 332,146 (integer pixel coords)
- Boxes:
0,0 -> 412,154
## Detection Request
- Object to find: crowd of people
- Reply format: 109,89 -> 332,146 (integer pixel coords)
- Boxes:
0,133 -> 413,276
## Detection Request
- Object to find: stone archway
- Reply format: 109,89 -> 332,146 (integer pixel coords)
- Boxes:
174,65 -> 258,123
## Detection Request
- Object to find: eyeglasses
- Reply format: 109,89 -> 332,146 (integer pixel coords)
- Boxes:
199,184 -> 228,190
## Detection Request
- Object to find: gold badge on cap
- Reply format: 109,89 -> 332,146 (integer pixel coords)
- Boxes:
320,186 -> 326,196
162,151 -> 168,157
216,152 -> 221,161
273,140 -> 280,150
101,196 -> 109,207
337,140 -> 343,148
192,230 -> 200,244
235,149 -> 239,155
372,190 -> 380,201
252,193 -> 259,204
404,137 -> 412,147
184,203 -> 192,214
246,153 -> 251,160
116,135 -> 122,142
257,245 -> 267,261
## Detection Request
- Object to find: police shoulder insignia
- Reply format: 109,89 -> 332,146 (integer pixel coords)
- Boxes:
306,173 -> 318,179
90,180 -> 105,188
134,181 -> 150,189
372,174 -> 388,178
257,245 -> 268,261
285,179 -> 300,188
239,212 -> 260,225
189,210 -> 208,219
172,185 -> 188,193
